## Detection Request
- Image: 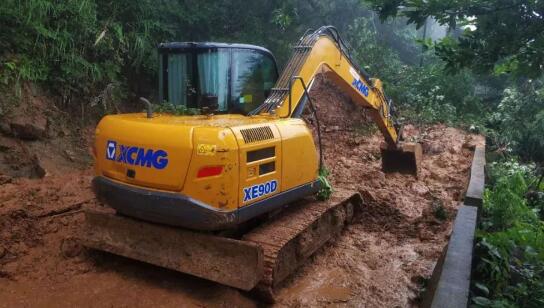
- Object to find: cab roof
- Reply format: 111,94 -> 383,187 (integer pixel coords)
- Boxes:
158,42 -> 274,56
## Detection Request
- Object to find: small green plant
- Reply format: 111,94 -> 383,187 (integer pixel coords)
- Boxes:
431,199 -> 448,221
317,167 -> 333,201
154,102 -> 201,115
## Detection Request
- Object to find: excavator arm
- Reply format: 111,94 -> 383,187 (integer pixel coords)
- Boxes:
253,26 -> 399,147
253,26 -> 421,174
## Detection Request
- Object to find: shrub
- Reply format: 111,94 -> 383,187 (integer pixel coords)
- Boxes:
472,160 -> 544,307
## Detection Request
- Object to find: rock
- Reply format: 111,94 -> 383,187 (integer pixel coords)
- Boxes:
339,157 -> 352,168
360,188 -> 377,203
10,116 -> 47,140
0,136 -> 17,152
448,145 -> 461,154
32,154 -> 47,178
435,158 -> 449,168
418,228 -> 434,241
325,125 -> 341,133
9,209 -> 28,219
0,246 -> 5,259
64,149 -> 75,162
430,171 -> 443,181
0,174 -> 12,185
422,142 -> 445,155
0,121 -> 11,136
61,238 -> 83,258
411,182 -> 430,196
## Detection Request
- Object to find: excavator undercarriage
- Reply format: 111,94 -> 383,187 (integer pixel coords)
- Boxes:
82,189 -> 362,300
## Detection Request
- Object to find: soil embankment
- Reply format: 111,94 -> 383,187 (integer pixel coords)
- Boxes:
0,78 -> 482,307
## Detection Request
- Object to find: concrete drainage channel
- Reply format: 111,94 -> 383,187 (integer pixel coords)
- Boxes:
422,145 -> 486,308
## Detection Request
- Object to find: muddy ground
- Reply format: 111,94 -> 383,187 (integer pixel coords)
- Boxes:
0,78 -> 482,307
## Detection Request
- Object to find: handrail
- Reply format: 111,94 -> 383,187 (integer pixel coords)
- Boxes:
286,76 -> 323,169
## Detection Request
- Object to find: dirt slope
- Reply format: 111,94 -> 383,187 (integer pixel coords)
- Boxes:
0,77 -> 482,307
273,77 -> 483,307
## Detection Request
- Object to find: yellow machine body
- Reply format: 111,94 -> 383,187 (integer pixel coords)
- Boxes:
92,26 -> 419,231
93,114 -> 319,230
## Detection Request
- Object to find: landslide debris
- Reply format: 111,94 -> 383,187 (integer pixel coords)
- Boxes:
273,75 -> 482,307
0,76 -> 482,307
0,84 -> 92,179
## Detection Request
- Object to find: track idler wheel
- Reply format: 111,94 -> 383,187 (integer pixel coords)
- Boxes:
380,142 -> 422,176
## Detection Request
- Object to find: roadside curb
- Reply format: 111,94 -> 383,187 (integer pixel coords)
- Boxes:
464,145 -> 486,208
422,144 -> 485,308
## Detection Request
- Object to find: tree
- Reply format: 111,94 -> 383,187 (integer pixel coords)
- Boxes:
365,0 -> 544,78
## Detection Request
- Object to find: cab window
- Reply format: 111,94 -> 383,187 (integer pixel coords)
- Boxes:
197,49 -> 230,111
230,49 -> 277,114
159,46 -> 278,115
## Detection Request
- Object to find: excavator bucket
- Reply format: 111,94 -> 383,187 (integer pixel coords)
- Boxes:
380,142 -> 422,176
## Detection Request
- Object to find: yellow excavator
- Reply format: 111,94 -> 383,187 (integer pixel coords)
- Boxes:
83,26 -> 421,299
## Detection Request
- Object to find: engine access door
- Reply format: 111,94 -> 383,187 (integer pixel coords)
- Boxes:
232,124 -> 282,208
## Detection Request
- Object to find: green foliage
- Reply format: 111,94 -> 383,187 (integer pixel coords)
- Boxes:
481,173 -> 537,231
366,0 -> 544,78
317,167 -> 333,201
0,0 -> 377,111
432,199 -> 448,221
0,0 -> 179,109
154,103 -> 200,116
0,0 -> 539,166
472,159 -> 544,307
486,160 -> 538,187
487,80 -> 544,164
362,0 -> 543,163
347,16 -> 485,126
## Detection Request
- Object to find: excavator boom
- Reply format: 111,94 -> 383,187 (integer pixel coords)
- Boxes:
253,26 -> 420,174
255,28 -> 397,141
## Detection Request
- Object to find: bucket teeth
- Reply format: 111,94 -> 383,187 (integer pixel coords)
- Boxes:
380,142 -> 422,176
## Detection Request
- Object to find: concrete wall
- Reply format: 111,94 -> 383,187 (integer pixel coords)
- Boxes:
422,145 -> 485,308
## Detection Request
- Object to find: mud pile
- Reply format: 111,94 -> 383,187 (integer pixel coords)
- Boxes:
0,77 -> 481,307
273,76 -> 482,307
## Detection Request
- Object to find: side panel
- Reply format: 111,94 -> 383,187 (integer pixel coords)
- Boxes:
231,124 -> 283,208
94,115 -> 194,191
182,127 -> 239,211
275,119 -> 319,191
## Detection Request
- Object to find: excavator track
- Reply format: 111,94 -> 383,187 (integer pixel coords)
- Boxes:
81,190 -> 362,301
244,189 -> 362,301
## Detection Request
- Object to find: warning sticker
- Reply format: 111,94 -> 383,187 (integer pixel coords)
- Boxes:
197,144 -> 217,156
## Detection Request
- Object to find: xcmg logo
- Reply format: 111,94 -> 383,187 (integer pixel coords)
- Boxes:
105,140 -> 169,170
352,78 -> 369,97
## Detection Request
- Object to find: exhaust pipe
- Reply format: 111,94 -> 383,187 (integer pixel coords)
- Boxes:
139,97 -> 153,118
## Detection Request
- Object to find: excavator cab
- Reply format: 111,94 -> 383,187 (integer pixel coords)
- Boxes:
158,43 -> 279,114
